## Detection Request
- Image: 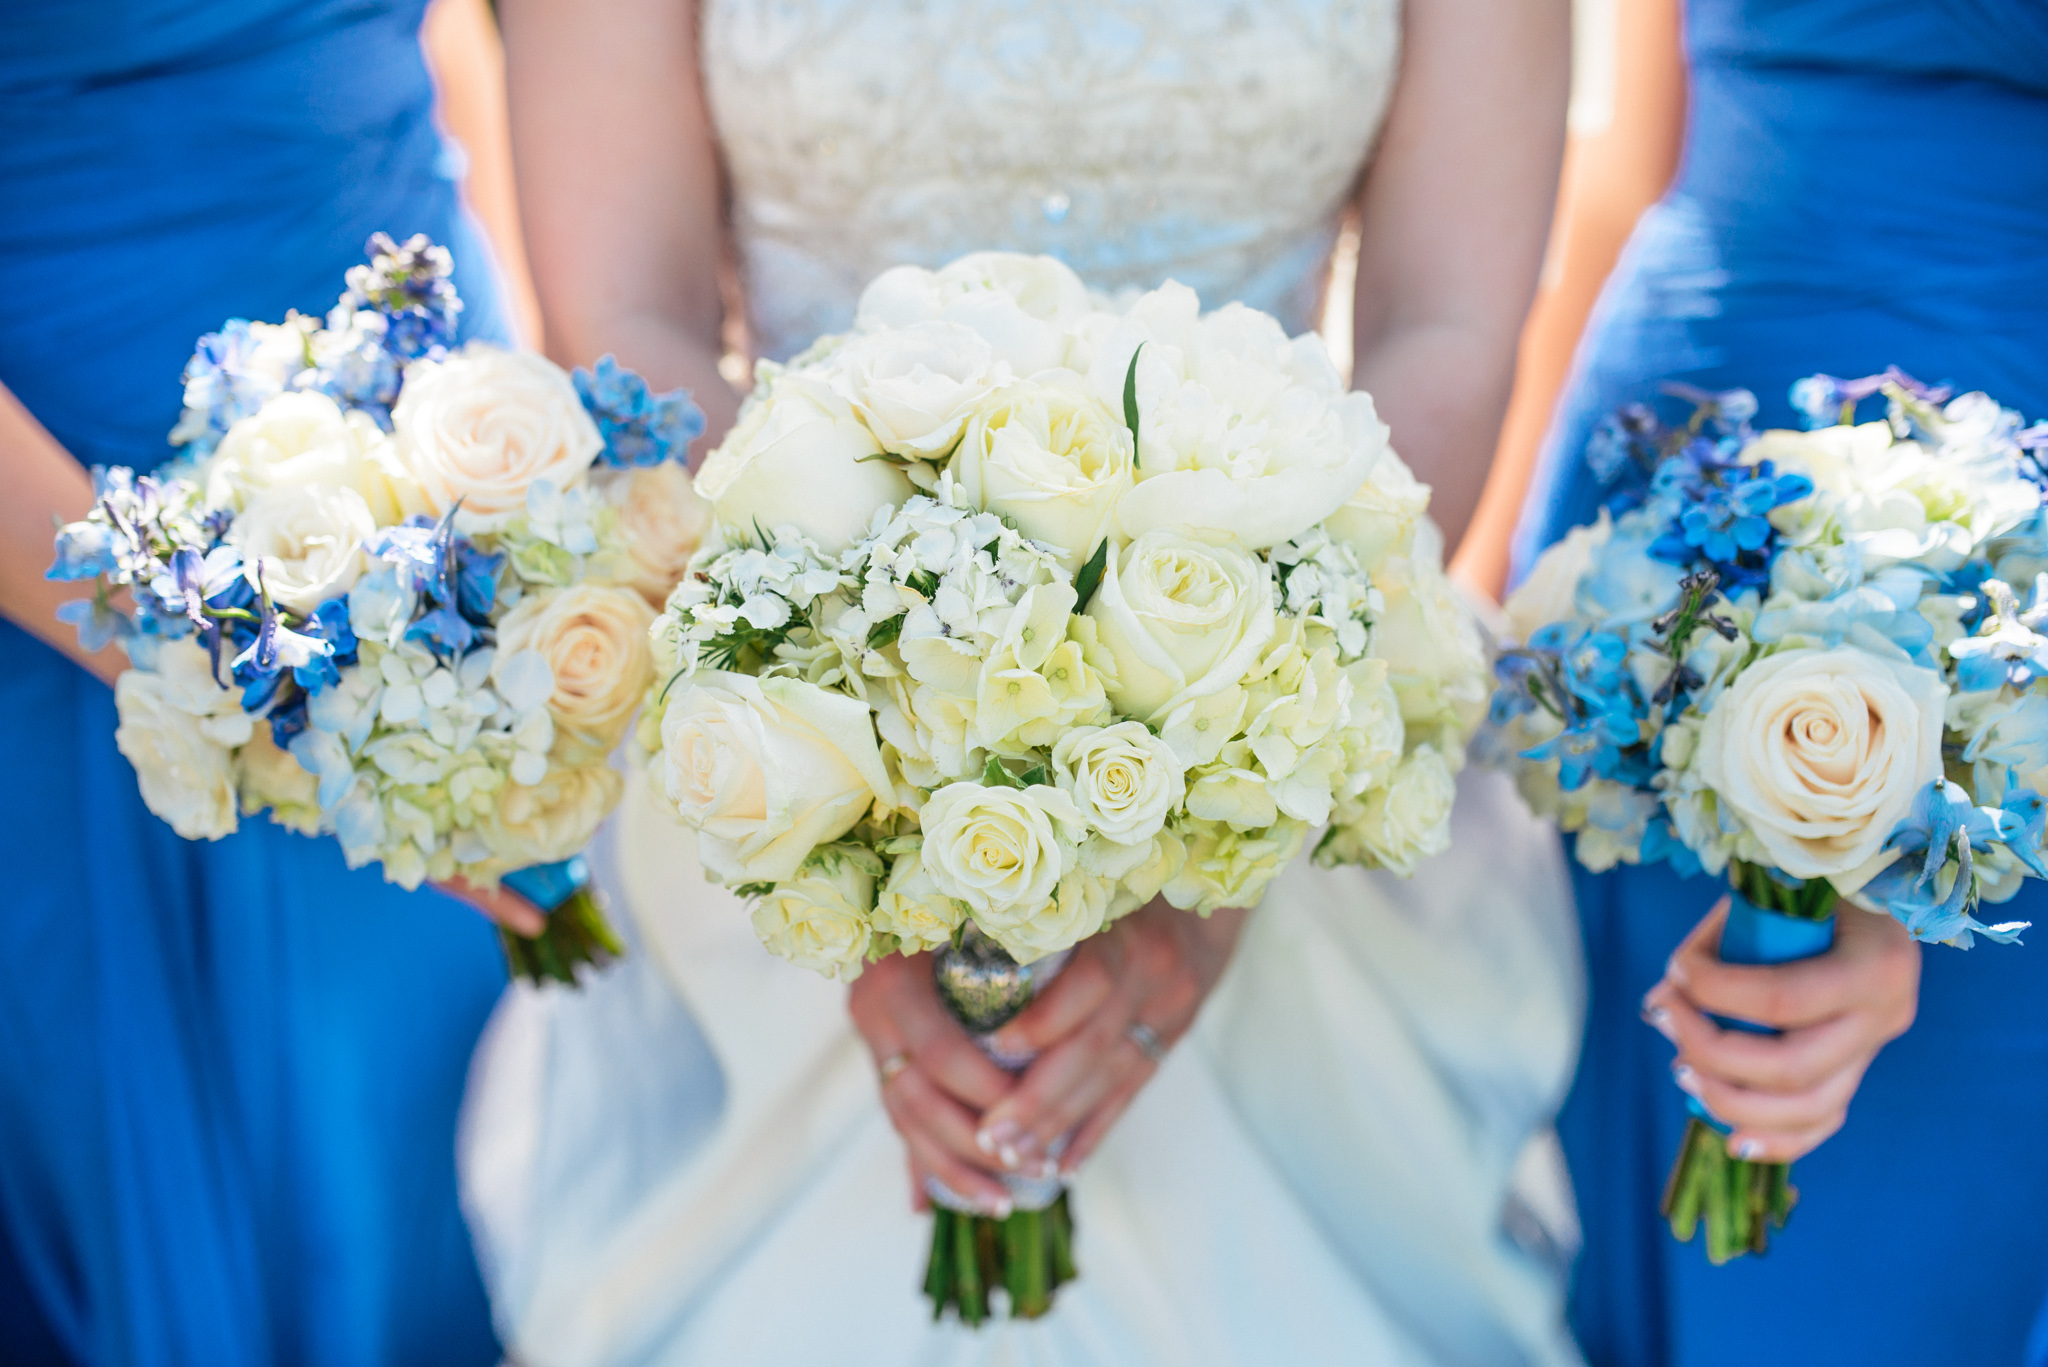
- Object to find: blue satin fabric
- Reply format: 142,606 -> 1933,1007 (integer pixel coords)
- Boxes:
0,5 -> 507,1363
1512,5 -> 2048,1364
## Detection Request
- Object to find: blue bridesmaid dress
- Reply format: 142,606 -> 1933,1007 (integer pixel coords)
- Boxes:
0,4 -> 510,1363
1513,4 -> 2048,1364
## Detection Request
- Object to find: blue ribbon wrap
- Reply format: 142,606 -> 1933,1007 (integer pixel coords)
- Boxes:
500,855 -> 592,914
1688,886 -> 1836,1132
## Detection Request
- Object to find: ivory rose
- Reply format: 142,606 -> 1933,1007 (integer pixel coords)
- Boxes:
114,640 -> 255,841
494,585 -> 655,758
605,462 -> 711,606
482,763 -> 622,868
661,670 -> 894,884
1694,646 -> 1947,887
825,320 -> 1007,456
1324,446 -> 1431,573
917,780 -> 1083,918
1085,529 -> 1276,723
1051,722 -> 1184,848
952,373 -> 1135,571
750,844 -> 879,981
228,482 -> 376,613
393,344 -> 602,532
207,390 -> 423,524
871,854 -> 968,951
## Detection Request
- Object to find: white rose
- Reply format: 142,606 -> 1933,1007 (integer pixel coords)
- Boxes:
206,391 -> 424,525
661,670 -> 894,883
982,869 -> 1114,964
237,726 -> 322,835
494,585 -> 655,758
952,373 -> 1135,570
1092,285 -> 1390,549
825,321 -> 1008,456
856,252 -> 1092,374
481,763 -> 622,869
1369,528 -> 1490,752
115,647 -> 249,841
393,344 -> 603,532
228,482 -> 376,613
694,373 -> 914,553
750,845 -> 879,981
1695,645 -> 1946,887
1052,722 -> 1184,847
870,853 -> 968,951
918,780 -> 1083,917
1324,446 -> 1431,573
1505,510 -> 1613,644
1086,529 -> 1277,723
1329,745 -> 1457,876
603,463 -> 711,606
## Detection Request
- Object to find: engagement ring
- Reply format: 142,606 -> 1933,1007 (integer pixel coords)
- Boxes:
878,1052 -> 910,1084
1125,1022 -> 1167,1065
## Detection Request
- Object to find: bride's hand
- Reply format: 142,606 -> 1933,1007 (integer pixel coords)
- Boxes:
436,878 -> 548,939
847,950 -> 1020,1214
1642,897 -> 1920,1163
972,899 -> 1250,1179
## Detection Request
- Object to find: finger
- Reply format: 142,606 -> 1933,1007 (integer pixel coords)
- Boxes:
850,959 -> 1015,1110
880,1066 -> 1008,1177
1668,903 -> 1919,1033
1645,980 -> 1878,1096
1057,1069 -> 1148,1175
902,1130 -> 1011,1216
979,1015 -> 1151,1171
906,1157 -> 930,1213
445,878 -> 547,938
988,949 -> 1116,1058
1723,1117 -> 1846,1164
1672,1056 -> 1863,1136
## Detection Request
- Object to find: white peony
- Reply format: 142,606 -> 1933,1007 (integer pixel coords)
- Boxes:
917,780 -> 1083,918
1051,721 -> 1185,849
228,482 -> 376,613
1092,284 -> 1390,549
482,763 -> 622,869
1695,646 -> 1947,888
951,373 -> 1135,571
1505,510 -> 1613,644
661,670 -> 894,884
750,844 -> 879,981
1086,529 -> 1277,723
694,373 -> 914,553
206,391 -> 424,525
855,252 -> 1092,375
392,344 -> 603,532
493,585 -> 654,759
824,320 -> 1008,456
603,462 -> 711,606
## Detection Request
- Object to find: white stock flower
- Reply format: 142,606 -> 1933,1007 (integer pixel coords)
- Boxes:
694,372 -> 914,553
228,482 -> 376,613
751,845 -> 880,981
855,252 -> 1092,375
824,321 -> 1008,456
1324,446 -> 1431,573
1086,529 -> 1277,723
1092,284 -> 1390,549
660,670 -> 894,884
494,585 -> 655,759
206,391 -> 423,525
1052,721 -> 1184,848
482,763 -> 622,868
918,780 -> 1083,918
870,853 -> 968,951
951,373 -> 1135,571
1325,745 -> 1456,876
1506,510 -> 1612,644
1694,645 -> 1947,888
604,462 -> 712,606
393,344 -> 603,532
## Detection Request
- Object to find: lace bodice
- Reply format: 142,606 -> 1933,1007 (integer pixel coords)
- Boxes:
702,0 -> 1401,360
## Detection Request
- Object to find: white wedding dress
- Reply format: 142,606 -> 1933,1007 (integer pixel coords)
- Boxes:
460,3 -> 1586,1364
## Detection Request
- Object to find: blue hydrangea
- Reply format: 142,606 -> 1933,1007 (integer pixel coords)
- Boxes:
574,354 -> 706,467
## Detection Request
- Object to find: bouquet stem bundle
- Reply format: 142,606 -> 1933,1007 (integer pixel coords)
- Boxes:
498,887 -> 623,985
1660,860 -> 1836,1262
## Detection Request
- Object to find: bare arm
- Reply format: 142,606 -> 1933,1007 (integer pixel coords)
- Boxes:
1350,0 -> 1572,562
0,384 -> 125,686
496,0 -> 741,449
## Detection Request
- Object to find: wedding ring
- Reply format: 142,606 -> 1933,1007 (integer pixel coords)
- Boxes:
1125,1022 -> 1167,1065
878,1052 -> 910,1084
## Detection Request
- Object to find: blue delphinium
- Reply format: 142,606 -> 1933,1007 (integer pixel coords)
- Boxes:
1860,780 -> 2033,946
363,508 -> 504,659
342,232 -> 462,359
574,354 -> 706,467
167,319 -> 311,457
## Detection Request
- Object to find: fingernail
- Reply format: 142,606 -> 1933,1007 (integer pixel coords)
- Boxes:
977,1119 -> 1020,1159
989,1197 -> 1013,1219
1666,956 -> 1690,988
1733,1138 -> 1763,1161
1001,1133 -> 1043,1171
1641,1005 -> 1676,1040
1672,1063 -> 1702,1097
1037,1159 -> 1061,1180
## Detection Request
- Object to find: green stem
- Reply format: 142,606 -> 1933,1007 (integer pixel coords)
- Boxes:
920,1198 -> 1078,1323
496,886 -> 624,986
1661,1116 -> 1798,1264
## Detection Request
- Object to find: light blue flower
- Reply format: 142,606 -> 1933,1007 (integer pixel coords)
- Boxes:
1949,576 -> 2048,692
55,596 -> 133,654
1863,779 -> 2032,946
574,354 -> 706,467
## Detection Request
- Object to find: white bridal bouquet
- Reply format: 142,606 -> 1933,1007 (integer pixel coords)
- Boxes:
49,235 -> 709,983
640,251 -> 1488,1319
1493,370 -> 2048,1262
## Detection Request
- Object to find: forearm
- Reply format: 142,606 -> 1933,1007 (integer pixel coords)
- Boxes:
0,385 -> 124,686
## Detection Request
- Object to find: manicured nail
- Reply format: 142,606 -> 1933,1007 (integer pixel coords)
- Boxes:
977,1118 -> 1020,1160
988,1196 -> 1013,1219
1733,1138 -> 1763,1161
1037,1159 -> 1061,1180
1641,1005 -> 1676,1040
1672,1063 -> 1702,1097
1665,956 -> 1689,988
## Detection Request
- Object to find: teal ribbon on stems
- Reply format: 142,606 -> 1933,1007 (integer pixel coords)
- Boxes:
497,854 -> 624,986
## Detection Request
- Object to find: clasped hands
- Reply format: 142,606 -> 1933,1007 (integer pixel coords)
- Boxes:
849,898 -> 1248,1215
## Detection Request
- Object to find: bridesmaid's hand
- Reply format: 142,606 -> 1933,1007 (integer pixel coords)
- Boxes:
1642,898 -> 1921,1163
847,951 -> 1019,1215
972,899 -> 1250,1180
437,877 -> 548,939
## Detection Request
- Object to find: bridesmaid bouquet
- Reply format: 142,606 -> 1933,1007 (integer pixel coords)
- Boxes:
640,252 -> 1488,1320
48,235 -> 710,984
1493,369 -> 2048,1261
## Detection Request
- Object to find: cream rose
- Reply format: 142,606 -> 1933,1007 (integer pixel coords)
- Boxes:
1085,529 -> 1277,723
1505,511 -> 1612,644
918,780 -> 1083,917
694,373 -> 914,553
981,869 -> 1114,964
228,482 -> 376,613
237,726 -> 322,835
393,344 -> 603,532
1093,285 -> 1390,549
1324,446 -> 1431,573
115,641 -> 254,841
207,391 -> 424,525
1051,722 -> 1184,848
952,374 -> 1135,571
482,763 -> 622,868
1329,745 -> 1457,876
825,320 -> 1007,456
494,585 -> 655,758
750,844 -> 880,980
661,670 -> 894,884
603,462 -> 712,606
871,854 -> 968,951
1369,530 -> 1490,750
1695,646 -> 1947,886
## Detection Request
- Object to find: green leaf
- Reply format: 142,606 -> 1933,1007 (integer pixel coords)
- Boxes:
867,613 -> 905,649
732,881 -> 776,899
981,755 -> 1026,789
1072,538 -> 1110,614
907,569 -> 941,599
1018,763 -> 1051,788
1122,344 -> 1145,469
